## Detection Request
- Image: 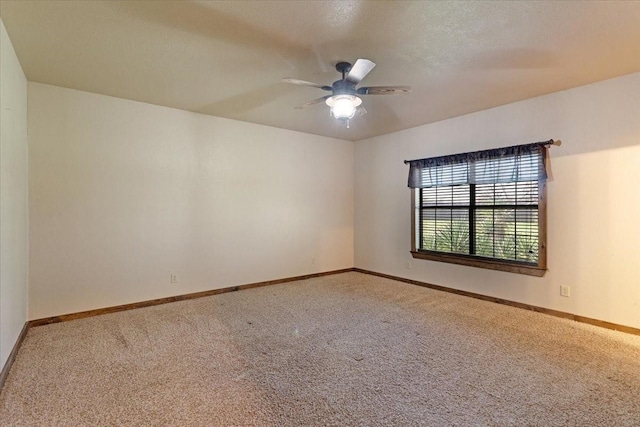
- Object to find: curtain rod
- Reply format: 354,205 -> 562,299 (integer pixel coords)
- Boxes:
403,139 -> 561,165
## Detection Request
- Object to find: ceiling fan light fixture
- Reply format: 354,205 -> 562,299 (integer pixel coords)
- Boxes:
326,94 -> 362,120
284,59 -> 411,126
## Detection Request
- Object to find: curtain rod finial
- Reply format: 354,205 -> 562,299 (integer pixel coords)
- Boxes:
551,139 -> 562,146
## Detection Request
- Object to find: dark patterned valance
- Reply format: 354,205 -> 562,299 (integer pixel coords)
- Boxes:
405,140 -> 554,189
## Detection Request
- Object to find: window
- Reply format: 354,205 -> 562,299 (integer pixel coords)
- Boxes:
406,141 -> 552,276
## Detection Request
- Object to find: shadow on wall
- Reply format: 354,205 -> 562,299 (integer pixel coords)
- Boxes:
533,73 -> 640,158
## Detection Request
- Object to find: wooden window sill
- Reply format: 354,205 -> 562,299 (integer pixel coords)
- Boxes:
410,251 -> 547,277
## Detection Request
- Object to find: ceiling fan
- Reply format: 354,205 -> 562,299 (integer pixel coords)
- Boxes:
282,59 -> 410,125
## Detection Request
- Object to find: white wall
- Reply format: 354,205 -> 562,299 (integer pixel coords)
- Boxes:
355,73 -> 640,329
0,20 -> 29,370
23,71 -> 640,328
28,83 -> 354,319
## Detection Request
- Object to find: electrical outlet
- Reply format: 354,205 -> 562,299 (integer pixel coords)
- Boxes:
560,285 -> 570,297
405,261 -> 412,270
311,258 -> 316,265
171,274 -> 178,284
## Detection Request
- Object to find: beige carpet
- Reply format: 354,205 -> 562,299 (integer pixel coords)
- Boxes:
1,272 -> 639,426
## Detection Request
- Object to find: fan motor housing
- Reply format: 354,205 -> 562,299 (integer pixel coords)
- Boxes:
332,79 -> 357,96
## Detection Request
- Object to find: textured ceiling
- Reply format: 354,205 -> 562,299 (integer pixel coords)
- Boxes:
1,1 -> 639,141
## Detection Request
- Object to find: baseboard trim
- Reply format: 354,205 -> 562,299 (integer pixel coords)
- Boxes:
29,268 -> 354,327
353,268 -> 640,336
28,267 -> 640,336
0,322 -> 29,392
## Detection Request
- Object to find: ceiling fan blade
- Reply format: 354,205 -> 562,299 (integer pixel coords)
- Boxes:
295,95 -> 331,109
345,59 -> 376,84
357,86 -> 411,95
282,78 -> 332,91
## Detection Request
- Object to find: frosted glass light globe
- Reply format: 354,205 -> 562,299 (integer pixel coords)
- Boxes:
326,95 -> 362,120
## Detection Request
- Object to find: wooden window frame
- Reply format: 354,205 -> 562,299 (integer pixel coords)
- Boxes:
411,180 -> 547,277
